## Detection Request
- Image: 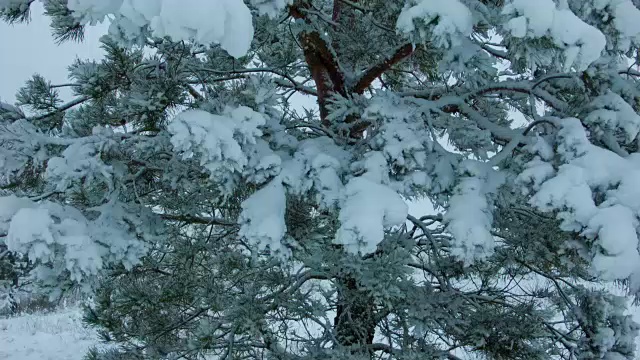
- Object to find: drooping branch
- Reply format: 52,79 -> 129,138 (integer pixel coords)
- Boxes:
27,95 -> 90,122
197,66 -> 318,96
159,213 -> 236,226
402,78 -> 571,114
273,78 -> 318,96
336,0 -> 369,13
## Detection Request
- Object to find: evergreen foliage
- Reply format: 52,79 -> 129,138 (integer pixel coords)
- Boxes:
2,0 -> 640,359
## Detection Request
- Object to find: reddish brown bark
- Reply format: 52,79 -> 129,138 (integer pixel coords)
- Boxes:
290,2 -> 345,127
290,1 -> 414,137
352,43 -> 414,94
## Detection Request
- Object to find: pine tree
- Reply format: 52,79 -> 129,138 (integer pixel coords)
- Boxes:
2,0 -> 640,359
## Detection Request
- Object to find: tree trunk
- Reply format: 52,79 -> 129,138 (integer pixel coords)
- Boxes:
334,276 -> 376,355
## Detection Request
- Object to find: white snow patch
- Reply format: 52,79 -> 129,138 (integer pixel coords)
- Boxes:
238,180 -> 289,258
168,106 -> 265,186
1,196 -> 148,291
0,195 -> 36,233
503,0 -> 607,71
530,118 -> 640,281
593,0 -> 640,50
279,137 -> 349,209
45,140 -> 114,193
0,307 -> 100,360
397,0 -> 473,47
0,0 -> 30,9
335,177 -> 408,255
249,0 -> 292,18
585,91 -> 640,143
444,161 -> 505,263
67,0 -> 255,57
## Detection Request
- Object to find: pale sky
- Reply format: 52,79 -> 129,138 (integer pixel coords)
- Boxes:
0,2 -> 107,103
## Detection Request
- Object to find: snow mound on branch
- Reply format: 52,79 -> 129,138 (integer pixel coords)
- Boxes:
45,140 -> 114,193
66,0 -> 254,58
585,91 -> 640,143
0,101 -> 25,122
444,161 -> 505,263
0,195 -> 35,233
279,137 -> 349,209
0,196 -> 149,292
4,202 -> 103,285
335,177 -> 408,255
517,156 -> 556,192
503,0 -> 606,71
0,120 -> 47,187
168,107 -> 265,187
239,138 -> 350,256
244,139 -> 282,185
529,118 -> 640,281
397,0 -> 473,48
253,137 -> 407,256
0,0 -> 30,9
65,0 -> 122,24
366,95 -> 433,173
592,0 -> 640,50
238,180 -> 290,258
249,0 -> 292,18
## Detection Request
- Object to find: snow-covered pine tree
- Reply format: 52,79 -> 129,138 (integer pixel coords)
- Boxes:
2,0 -> 640,358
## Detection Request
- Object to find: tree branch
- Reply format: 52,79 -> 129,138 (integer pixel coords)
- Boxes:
185,84 -> 203,100
336,0 -> 368,13
159,213 -> 236,226
27,95 -> 90,121
403,79 -> 570,114
353,43 -> 413,94
200,66 -> 315,93
273,78 -> 317,96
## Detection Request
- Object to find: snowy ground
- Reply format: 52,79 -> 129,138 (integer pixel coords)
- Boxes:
2,300 -> 640,359
0,307 -> 99,360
